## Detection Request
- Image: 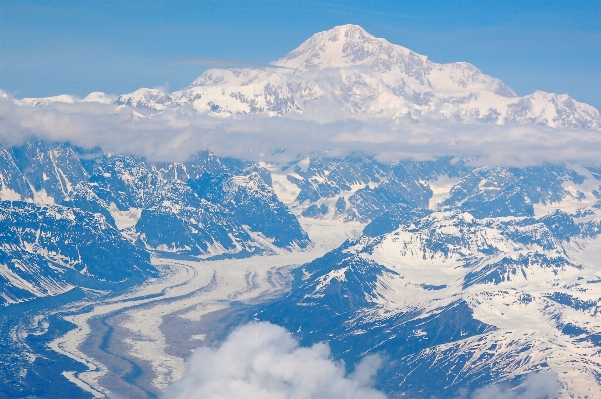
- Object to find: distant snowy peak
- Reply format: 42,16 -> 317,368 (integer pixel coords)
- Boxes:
172,25 -> 600,128
7,25 -> 601,129
115,88 -> 172,111
18,94 -> 78,107
271,24 -> 516,97
16,92 -> 116,106
506,91 -> 601,128
187,24 -> 515,98
273,24 -> 422,72
82,91 -> 116,104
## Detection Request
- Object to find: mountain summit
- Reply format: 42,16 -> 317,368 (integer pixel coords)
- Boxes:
272,24 -> 515,97
17,25 -> 601,129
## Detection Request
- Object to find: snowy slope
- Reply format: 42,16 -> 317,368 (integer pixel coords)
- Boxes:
257,156 -> 601,397
0,200 -> 155,306
166,25 -> 600,128
258,207 -> 601,398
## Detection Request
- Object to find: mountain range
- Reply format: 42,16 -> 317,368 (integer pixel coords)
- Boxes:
0,140 -> 309,306
1,24 -> 601,399
13,24 -> 601,129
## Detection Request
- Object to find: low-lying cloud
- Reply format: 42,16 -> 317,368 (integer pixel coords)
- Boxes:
2,93 -> 601,166
161,322 -> 386,399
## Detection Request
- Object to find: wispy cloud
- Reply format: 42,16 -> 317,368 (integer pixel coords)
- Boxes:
161,322 -> 386,399
169,57 -> 292,70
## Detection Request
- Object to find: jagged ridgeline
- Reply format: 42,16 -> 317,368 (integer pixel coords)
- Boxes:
0,140 -> 309,306
2,138 -> 601,397
5,138 -> 600,310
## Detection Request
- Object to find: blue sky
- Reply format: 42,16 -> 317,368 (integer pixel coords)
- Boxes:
1,0 -> 600,109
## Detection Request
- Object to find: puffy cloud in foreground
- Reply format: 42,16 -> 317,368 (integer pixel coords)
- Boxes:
161,322 -> 387,399
471,372 -> 561,399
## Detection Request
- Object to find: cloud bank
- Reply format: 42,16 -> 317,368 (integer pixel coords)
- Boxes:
161,322 -> 386,399
2,93 -> 601,166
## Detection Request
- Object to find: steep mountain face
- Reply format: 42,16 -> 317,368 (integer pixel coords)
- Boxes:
134,180 -> 258,256
0,200 -> 154,306
440,165 -> 587,217
257,206 -> 601,398
276,156 -> 448,222
14,25 -> 601,129
0,147 -> 33,200
189,172 -> 309,249
86,153 -> 309,255
11,141 -> 89,203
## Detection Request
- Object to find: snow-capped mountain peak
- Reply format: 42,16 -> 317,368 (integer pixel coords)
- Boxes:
272,24 -> 420,72
5,25 -> 600,129
115,88 -> 172,111
82,91 -> 116,104
18,94 -> 78,107
272,24 -> 516,96
171,25 -> 599,126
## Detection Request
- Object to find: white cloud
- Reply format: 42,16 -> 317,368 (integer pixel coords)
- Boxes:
160,321 -> 562,399
2,93 -> 601,166
471,372 -> 561,399
169,58 -> 292,69
161,322 -> 387,399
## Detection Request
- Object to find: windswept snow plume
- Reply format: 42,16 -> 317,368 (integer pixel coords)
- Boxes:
471,372 -> 561,399
161,322 -> 387,399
